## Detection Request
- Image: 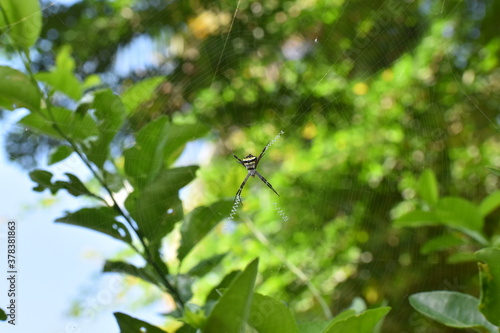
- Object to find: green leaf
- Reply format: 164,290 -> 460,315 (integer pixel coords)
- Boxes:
161,123 -> 210,167
85,90 -> 126,167
173,274 -> 195,303
124,117 -> 208,188
103,169 -> 124,193
204,258 -> 259,333
409,291 -> 498,332
297,321 -> 330,333
436,197 -> 483,232
176,324 -> 197,333
124,116 -> 171,188
446,252 -> 477,264
187,253 -> 228,277
323,307 -> 391,333
0,307 -> 6,321
479,191 -> 500,218
30,169 -> 95,198
330,309 -> 357,323
29,169 -> 53,192
35,46 -> 82,100
48,145 -> 73,165
248,293 -> 299,333
476,247 -> 500,326
20,106 -> 98,140
393,210 -> 440,228
206,270 -> 240,302
0,66 -> 41,110
122,76 -> 164,113
56,207 -> 133,245
54,173 -> 94,197
417,169 -> 439,205
114,312 -> 167,333
103,261 -> 159,286
487,167 -> 500,177
0,0 -> 42,49
180,303 -> 206,329
420,233 -> 467,255
435,197 -> 488,245
178,200 -> 233,261
125,166 -> 198,244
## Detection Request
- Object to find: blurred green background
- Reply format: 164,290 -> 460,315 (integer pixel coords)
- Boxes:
3,0 -> 500,331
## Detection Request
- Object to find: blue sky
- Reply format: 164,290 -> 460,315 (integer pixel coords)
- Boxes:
0,111 -> 174,332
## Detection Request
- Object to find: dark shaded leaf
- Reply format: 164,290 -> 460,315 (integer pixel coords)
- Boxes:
178,200 -> 233,261
29,169 -> 53,192
48,145 -> 73,165
124,116 -> 208,189
114,312 -> 167,333
20,106 -> 98,140
0,308 -> 6,321
103,169 -> 125,193
56,207 -> 133,245
54,173 -> 93,197
187,253 -> 228,277
85,90 -> 126,167
30,169 -> 95,198
172,274 -> 195,303
103,261 -> 159,286
126,166 -> 198,244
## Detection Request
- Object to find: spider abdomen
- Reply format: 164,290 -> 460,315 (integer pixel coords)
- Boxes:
243,154 -> 257,171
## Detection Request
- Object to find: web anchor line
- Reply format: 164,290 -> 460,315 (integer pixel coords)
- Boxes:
274,202 -> 289,222
265,130 -> 284,150
228,195 -> 241,220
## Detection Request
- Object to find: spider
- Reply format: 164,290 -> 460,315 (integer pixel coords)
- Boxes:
233,144 -> 280,202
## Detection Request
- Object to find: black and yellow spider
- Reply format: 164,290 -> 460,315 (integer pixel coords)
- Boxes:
233,144 -> 280,201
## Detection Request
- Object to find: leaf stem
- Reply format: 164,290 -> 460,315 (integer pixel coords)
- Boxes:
16,47 -> 185,309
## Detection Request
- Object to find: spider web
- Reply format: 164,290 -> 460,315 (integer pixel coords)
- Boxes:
178,0 -> 498,331
4,0 -> 498,332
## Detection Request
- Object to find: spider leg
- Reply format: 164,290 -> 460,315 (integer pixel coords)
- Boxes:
255,171 -> 280,197
255,142 -> 270,168
235,173 -> 251,203
233,154 -> 245,166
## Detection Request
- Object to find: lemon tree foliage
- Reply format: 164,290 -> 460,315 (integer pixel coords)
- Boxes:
1,0 -> 500,332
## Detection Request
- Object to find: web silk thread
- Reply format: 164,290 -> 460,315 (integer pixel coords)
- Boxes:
266,130 -> 284,150
274,202 -> 289,222
228,195 -> 241,220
